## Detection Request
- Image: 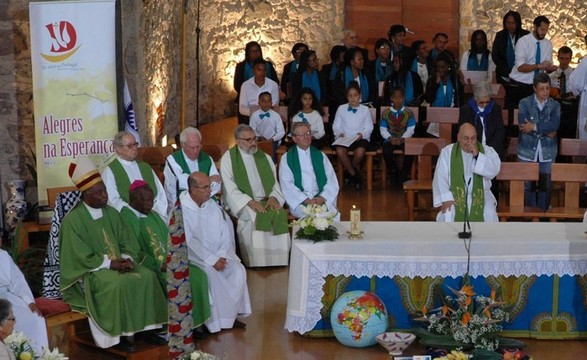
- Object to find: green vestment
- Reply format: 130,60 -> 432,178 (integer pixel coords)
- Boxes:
120,206 -> 169,290
59,203 -> 167,336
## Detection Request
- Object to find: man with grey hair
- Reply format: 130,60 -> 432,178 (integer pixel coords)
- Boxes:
220,124 -> 290,267
164,126 -> 221,213
101,131 -> 168,219
457,80 -> 505,160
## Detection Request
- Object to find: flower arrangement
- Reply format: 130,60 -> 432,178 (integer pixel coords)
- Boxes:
413,284 -> 521,352
4,332 -> 68,360
291,204 -> 338,242
5,331 -> 35,360
181,349 -> 220,360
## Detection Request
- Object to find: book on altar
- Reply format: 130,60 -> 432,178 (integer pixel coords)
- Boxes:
332,134 -> 360,147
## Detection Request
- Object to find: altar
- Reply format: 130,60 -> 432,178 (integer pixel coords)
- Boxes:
285,222 -> 587,339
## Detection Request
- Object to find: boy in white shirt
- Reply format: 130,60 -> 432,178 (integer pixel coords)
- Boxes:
250,91 -> 286,159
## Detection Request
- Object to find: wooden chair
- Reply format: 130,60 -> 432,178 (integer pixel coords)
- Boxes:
402,138 -> 446,221
496,162 -> 544,221
136,146 -> 174,183
426,107 -> 459,143
47,186 -> 78,209
560,138 -> 587,163
200,116 -> 238,148
334,149 -> 379,190
546,163 -> 587,221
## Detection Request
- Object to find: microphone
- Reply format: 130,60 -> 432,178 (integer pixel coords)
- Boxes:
458,176 -> 472,239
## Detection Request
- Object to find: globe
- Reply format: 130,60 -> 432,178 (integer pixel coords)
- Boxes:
330,290 -> 388,347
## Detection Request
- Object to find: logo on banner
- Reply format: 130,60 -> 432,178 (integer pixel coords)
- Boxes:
41,21 -> 81,62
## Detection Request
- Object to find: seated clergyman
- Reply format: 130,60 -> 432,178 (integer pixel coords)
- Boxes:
60,157 -> 167,352
432,122 -> 501,222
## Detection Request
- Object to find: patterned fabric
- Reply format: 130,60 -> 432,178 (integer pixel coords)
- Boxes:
42,190 -> 81,299
167,202 -> 195,359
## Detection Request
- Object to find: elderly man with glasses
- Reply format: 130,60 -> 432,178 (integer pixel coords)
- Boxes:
279,122 -> 339,219
220,124 -> 290,267
101,131 -> 168,220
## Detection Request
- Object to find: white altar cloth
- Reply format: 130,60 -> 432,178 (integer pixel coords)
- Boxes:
285,221 -> 587,333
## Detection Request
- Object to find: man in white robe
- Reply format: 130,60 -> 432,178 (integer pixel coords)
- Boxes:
163,127 -> 221,214
181,172 -> 251,333
568,56 -> 587,139
101,131 -> 168,220
0,248 -> 48,353
220,124 -> 290,267
278,122 -> 339,219
433,123 -> 501,222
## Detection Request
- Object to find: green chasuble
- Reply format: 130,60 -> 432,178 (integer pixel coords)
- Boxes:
172,150 -> 213,176
229,147 -> 288,235
120,206 -> 169,290
59,203 -> 168,336
286,145 -> 327,196
449,142 -> 485,222
108,158 -> 158,202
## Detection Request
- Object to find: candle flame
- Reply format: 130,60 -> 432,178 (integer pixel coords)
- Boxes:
352,205 -> 356,209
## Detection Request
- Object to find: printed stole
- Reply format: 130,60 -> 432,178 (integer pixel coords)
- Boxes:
109,159 -> 157,202
449,142 -> 485,222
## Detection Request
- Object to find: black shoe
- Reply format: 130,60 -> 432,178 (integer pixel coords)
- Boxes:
139,330 -> 168,346
233,319 -> 247,329
193,325 -> 208,340
113,337 -> 137,353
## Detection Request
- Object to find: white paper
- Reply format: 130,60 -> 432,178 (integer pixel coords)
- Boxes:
332,134 -> 360,147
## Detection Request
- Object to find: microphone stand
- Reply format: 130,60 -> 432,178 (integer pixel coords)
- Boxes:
458,176 -> 472,239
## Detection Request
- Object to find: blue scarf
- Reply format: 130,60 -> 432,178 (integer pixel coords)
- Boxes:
467,97 -> 494,127
375,58 -> 391,83
506,35 -> 515,70
467,51 -> 489,71
329,63 -> 339,81
404,72 -> 415,105
290,60 -> 299,77
302,70 -> 321,101
410,59 -> 419,73
432,79 -> 454,107
244,61 -> 274,82
344,66 -> 370,102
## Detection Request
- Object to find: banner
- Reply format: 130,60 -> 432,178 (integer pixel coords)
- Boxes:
30,0 -> 118,203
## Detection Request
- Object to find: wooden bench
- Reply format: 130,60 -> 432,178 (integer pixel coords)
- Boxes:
560,138 -> 587,163
402,138 -> 446,221
496,162 -> 544,221
426,107 -> 459,143
546,163 -> 587,221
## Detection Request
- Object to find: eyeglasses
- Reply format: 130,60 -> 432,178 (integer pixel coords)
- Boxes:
7,316 -> 15,321
294,131 -> 312,137
194,184 -> 211,191
122,142 -> 139,149
238,137 -> 257,143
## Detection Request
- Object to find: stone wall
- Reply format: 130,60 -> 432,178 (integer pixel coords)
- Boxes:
459,0 -> 587,64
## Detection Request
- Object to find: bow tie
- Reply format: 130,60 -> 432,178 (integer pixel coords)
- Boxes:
347,106 -> 357,113
259,112 -> 271,119
297,113 -> 308,122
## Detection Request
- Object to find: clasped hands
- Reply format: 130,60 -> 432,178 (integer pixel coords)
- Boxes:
213,257 -> 227,271
110,258 -> 134,273
303,196 -> 325,206
248,196 -> 281,213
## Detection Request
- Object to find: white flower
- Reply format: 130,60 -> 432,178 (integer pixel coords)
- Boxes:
40,348 -> 69,360
5,331 -> 28,346
312,217 -> 329,230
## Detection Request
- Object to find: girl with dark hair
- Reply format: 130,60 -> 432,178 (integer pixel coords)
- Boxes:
383,54 -> 423,106
233,41 -> 279,96
331,47 -> 375,106
292,50 -> 323,102
288,87 -> 325,148
372,38 -> 392,84
491,10 -> 529,84
459,30 -> 495,81
424,54 -> 464,108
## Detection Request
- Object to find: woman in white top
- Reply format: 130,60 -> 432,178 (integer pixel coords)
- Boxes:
288,87 -> 326,148
460,30 -> 496,83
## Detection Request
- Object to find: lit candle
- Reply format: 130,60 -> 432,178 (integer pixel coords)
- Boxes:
350,205 -> 361,235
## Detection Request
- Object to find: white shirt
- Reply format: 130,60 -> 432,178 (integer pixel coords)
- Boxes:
163,149 -> 220,212
332,103 -> 373,141
238,77 -> 279,116
459,50 -> 496,82
278,146 -> 339,210
549,66 -> 574,89
101,156 -> 168,220
291,110 -> 325,139
509,33 -> 553,85
249,108 -> 285,142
